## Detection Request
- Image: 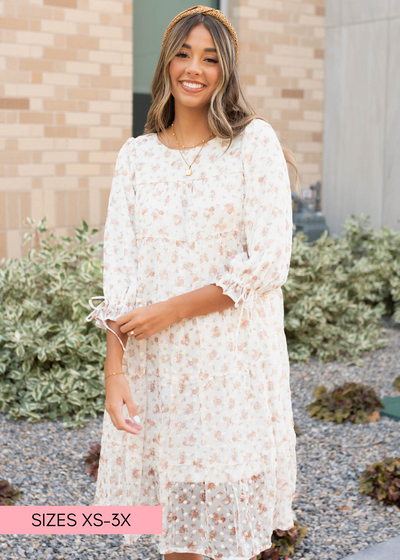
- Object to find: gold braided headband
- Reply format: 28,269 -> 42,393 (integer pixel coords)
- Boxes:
161,5 -> 239,65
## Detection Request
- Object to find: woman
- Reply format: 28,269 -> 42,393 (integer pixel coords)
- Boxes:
86,5 -> 299,560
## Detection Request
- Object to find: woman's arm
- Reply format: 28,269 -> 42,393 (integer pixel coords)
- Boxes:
207,118 -> 293,308
169,284 -> 235,321
117,285 -> 234,341
103,321 -> 143,435
104,320 -> 127,376
86,139 -> 142,435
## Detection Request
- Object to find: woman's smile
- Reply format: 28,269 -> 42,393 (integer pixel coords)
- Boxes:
179,79 -> 207,93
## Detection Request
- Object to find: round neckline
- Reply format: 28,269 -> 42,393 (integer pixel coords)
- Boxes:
155,132 -> 220,152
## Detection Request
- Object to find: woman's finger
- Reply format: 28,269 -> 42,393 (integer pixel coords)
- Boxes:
133,331 -> 145,340
119,319 -> 139,335
125,394 -> 143,430
126,324 -> 143,338
115,311 -> 134,327
110,406 -> 142,435
104,376 -> 142,434
117,320 -> 131,333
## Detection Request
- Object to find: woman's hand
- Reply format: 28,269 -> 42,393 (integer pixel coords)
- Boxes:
105,374 -> 143,435
116,300 -> 180,341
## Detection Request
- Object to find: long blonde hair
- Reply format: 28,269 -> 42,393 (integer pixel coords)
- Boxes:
144,13 -> 300,194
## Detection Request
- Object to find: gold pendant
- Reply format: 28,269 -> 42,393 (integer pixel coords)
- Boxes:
186,168 -> 192,176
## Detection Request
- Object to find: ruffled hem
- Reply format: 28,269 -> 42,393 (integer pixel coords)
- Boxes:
121,514 -> 296,559
96,409 -> 296,560
123,537 -> 296,560
117,464 -> 296,558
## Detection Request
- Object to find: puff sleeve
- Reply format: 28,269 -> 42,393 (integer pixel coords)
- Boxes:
210,118 -> 293,315
85,138 -> 137,351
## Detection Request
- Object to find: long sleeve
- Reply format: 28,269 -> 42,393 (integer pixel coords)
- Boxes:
211,118 -> 292,306
210,119 -> 293,356
85,138 -> 137,351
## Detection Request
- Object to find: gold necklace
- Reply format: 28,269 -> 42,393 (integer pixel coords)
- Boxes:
171,122 -> 213,176
171,123 -> 212,149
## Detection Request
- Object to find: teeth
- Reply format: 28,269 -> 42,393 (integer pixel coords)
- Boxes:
182,81 -> 204,89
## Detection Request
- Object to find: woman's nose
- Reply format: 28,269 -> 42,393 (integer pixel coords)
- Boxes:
185,58 -> 201,75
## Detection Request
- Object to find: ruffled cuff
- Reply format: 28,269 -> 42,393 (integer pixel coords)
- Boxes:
85,296 -> 130,351
85,296 -> 130,328
210,272 -> 257,310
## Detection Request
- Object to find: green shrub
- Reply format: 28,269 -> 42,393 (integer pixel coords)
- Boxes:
284,214 -> 400,364
306,382 -> 384,424
0,217 -> 105,428
0,214 -> 399,428
394,376 -> 400,392
359,457 -> 400,506
256,521 -> 307,559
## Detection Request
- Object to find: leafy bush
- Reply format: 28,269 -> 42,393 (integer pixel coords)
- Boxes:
0,214 -> 399,428
0,479 -> 20,505
284,215 -> 400,364
306,382 -> 384,424
359,457 -> 400,507
394,376 -> 400,392
256,521 -> 307,559
0,217 -> 105,428
85,443 -> 101,481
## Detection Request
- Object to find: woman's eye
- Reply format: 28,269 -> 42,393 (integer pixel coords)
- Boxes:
175,53 -> 218,64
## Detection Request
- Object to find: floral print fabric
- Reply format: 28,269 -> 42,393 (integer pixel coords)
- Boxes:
85,118 -> 297,560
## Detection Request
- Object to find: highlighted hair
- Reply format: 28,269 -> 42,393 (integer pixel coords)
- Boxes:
144,13 -> 300,193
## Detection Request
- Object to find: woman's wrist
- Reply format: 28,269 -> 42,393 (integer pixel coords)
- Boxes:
104,320 -> 125,380
146,298 -> 183,323
164,296 -> 186,322
104,370 -> 125,381
104,359 -> 123,377
104,366 -> 123,376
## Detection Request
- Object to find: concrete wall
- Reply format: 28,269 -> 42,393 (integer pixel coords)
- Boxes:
0,0 -> 133,259
323,0 -> 400,235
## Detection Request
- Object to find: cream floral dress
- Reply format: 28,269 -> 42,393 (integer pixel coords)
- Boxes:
85,118 -> 297,560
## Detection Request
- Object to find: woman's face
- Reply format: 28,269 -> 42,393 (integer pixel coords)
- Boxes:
169,23 -> 220,110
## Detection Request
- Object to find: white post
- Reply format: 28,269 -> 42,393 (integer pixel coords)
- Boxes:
219,0 -> 229,17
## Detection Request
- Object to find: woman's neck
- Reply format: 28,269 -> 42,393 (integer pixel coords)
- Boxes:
172,103 -> 212,147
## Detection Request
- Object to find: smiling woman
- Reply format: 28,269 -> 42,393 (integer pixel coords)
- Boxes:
132,1 -> 220,137
86,5 -> 299,560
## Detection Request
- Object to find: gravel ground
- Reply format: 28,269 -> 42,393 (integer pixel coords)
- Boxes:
0,322 -> 399,560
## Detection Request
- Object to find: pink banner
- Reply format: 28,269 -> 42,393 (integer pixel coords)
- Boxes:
0,506 -> 162,535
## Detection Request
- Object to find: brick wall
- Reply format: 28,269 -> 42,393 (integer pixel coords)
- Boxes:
0,0 -> 325,259
0,0 -> 132,259
230,0 -> 325,191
